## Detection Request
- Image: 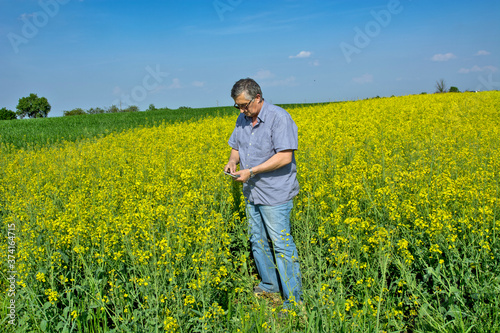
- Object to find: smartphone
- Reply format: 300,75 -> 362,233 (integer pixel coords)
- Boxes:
223,171 -> 240,178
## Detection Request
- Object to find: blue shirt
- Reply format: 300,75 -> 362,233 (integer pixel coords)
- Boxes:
228,101 -> 299,206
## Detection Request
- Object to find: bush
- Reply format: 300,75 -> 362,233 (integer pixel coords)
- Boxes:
122,105 -> 139,113
0,107 -> 17,120
63,108 -> 86,116
449,86 -> 460,93
87,107 -> 105,114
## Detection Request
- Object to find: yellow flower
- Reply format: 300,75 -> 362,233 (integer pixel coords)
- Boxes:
36,272 -> 46,283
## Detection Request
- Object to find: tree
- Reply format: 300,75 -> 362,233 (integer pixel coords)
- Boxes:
122,105 -> 139,112
63,108 -> 86,116
16,93 -> 51,118
449,86 -> 460,93
0,107 -> 17,120
147,104 -> 156,111
435,79 -> 447,93
87,107 -> 105,114
106,105 -> 120,113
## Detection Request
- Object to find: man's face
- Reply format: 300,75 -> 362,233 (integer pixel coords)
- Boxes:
234,93 -> 261,118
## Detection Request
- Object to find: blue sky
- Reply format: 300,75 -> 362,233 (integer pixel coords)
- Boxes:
1,0 -> 499,117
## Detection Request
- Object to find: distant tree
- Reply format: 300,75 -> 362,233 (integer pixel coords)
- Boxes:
178,106 -> 192,110
147,104 -> 156,111
16,93 -> 51,118
0,107 -> 17,120
420,92 -> 427,95
63,108 -> 86,116
435,79 -> 447,93
106,105 -> 120,113
449,86 -> 460,93
122,105 -> 139,112
87,107 -> 105,114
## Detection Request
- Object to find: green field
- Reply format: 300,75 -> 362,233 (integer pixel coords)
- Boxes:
0,107 -> 235,151
0,103 -> 323,151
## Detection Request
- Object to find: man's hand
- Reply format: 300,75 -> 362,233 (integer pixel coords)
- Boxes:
224,161 -> 237,174
233,169 -> 251,183
224,149 -> 240,174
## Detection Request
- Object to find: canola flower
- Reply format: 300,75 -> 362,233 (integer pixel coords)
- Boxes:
0,91 -> 499,332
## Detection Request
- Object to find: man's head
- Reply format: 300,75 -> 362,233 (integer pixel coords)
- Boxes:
231,78 -> 264,118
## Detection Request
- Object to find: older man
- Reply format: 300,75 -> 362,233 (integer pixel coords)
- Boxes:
224,78 -> 302,309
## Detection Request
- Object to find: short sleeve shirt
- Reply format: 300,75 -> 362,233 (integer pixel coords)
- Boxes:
228,101 -> 299,206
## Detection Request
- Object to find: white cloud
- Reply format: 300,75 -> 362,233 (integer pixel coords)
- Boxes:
168,78 -> 181,89
289,51 -> 312,59
431,53 -> 456,61
148,78 -> 182,94
310,60 -> 320,66
352,73 -> 373,84
192,81 -> 205,87
475,50 -> 491,56
458,66 -> 479,74
459,65 -> 498,74
484,65 -> 498,72
253,69 -> 275,80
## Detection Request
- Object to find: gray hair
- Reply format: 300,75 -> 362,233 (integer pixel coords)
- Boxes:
231,78 -> 264,101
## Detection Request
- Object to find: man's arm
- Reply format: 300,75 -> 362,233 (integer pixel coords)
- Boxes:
233,150 -> 293,183
224,148 -> 240,173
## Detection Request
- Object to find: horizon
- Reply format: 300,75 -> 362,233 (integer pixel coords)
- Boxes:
1,0 -> 499,117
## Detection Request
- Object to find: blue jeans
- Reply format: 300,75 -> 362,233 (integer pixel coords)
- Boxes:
246,199 -> 302,308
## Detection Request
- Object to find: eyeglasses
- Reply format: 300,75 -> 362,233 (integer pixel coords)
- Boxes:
234,98 -> 254,110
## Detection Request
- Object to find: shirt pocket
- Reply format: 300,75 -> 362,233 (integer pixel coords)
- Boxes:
251,128 -> 274,157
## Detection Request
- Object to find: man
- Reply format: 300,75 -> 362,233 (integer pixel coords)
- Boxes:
224,78 -> 302,309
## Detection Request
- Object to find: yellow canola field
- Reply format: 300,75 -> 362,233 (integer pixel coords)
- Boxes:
1,91 -> 499,331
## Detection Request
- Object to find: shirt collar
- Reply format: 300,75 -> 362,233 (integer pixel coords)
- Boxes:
244,100 -> 268,123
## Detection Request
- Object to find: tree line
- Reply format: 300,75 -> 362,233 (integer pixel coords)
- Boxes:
63,105 -> 141,116
0,93 -> 165,120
